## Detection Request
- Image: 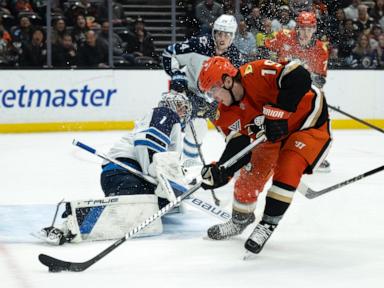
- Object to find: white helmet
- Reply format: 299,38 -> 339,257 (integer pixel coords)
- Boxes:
212,14 -> 238,45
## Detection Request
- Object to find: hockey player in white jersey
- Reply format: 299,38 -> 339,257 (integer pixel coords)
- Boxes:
162,14 -> 243,166
36,91 -> 192,245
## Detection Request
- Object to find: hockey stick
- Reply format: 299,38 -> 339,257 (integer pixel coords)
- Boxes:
39,134 -> 267,272
298,165 -> 384,199
72,140 -> 230,221
188,120 -> 221,206
328,104 -> 384,134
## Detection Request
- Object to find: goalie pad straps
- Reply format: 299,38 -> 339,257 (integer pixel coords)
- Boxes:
63,195 -> 162,242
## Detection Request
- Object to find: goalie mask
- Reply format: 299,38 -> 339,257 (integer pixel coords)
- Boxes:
159,91 -> 192,125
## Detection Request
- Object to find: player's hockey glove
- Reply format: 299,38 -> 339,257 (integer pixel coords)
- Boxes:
201,162 -> 231,189
170,71 -> 188,93
263,105 -> 290,142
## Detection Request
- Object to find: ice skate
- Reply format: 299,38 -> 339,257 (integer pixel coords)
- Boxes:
317,159 -> 331,173
207,210 -> 255,240
244,221 -> 276,254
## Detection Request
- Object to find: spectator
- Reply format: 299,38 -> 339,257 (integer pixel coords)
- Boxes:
97,20 -> 125,56
337,19 -> 358,61
0,0 -> 12,17
67,0 -> 100,26
0,14 -> 11,42
312,0 -> 328,38
51,18 -> 66,45
326,8 -> 346,46
20,28 -> 46,67
195,0 -> 224,35
125,17 -> 157,66
347,33 -> 376,68
313,0 -> 328,17
343,0 -> 361,20
0,30 -> 17,66
71,14 -> 89,49
373,33 -> 384,67
288,0 -> 313,16
52,33 -> 77,67
11,15 -> 33,49
255,18 -> 275,59
12,0 -> 34,16
260,0 -> 280,19
233,19 -> 257,60
77,30 -> 108,68
353,4 -> 374,35
246,6 -> 263,34
369,24 -> 383,49
370,0 -> 384,23
271,5 -> 296,32
99,0 -> 126,27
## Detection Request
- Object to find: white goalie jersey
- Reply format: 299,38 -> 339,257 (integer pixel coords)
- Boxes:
105,106 -> 183,175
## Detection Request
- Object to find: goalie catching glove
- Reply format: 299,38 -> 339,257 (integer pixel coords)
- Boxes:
248,105 -> 290,142
148,151 -> 187,202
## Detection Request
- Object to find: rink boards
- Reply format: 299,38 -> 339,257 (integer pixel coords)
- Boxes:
0,69 -> 383,132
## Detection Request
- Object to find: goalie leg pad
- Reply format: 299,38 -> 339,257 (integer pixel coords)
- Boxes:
63,194 -> 162,242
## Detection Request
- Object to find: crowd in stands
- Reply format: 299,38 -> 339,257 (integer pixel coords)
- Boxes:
0,0 -> 383,68
0,0 -> 158,68
188,0 -> 384,68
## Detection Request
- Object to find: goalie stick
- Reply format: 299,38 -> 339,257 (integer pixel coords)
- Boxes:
189,120 -> 221,206
38,134 -> 267,272
298,165 -> 384,199
72,140 -> 230,221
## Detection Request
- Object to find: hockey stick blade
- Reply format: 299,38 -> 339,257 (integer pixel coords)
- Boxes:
298,165 -> 384,199
39,254 -> 88,272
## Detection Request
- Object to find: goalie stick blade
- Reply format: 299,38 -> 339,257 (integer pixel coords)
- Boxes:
38,254 -> 90,272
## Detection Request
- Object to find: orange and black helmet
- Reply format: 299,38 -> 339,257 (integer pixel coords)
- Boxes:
296,11 -> 317,27
198,56 -> 238,93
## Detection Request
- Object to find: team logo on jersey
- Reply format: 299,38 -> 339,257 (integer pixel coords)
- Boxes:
228,119 -> 241,132
244,64 -> 253,75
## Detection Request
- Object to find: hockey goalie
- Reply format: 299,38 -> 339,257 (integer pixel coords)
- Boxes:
34,91 -> 192,245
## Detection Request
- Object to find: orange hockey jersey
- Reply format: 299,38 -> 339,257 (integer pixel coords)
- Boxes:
265,29 -> 329,76
213,60 -> 328,138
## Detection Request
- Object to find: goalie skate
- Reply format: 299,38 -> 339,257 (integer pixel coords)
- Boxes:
207,211 -> 255,240
32,226 -> 76,246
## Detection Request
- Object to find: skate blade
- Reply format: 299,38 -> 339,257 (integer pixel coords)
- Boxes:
243,250 -> 257,261
30,232 -> 61,246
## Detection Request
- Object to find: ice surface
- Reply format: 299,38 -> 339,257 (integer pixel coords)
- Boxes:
1,130 -> 383,288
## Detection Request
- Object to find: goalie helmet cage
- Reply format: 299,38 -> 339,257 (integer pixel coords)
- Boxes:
38,134 -> 267,272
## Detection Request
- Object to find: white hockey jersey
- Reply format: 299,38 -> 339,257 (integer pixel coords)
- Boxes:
105,107 -> 183,175
162,35 -> 243,97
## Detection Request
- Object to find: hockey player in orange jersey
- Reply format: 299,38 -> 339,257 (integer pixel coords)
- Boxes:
266,10 -> 332,172
265,11 -> 329,89
198,56 -> 332,254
